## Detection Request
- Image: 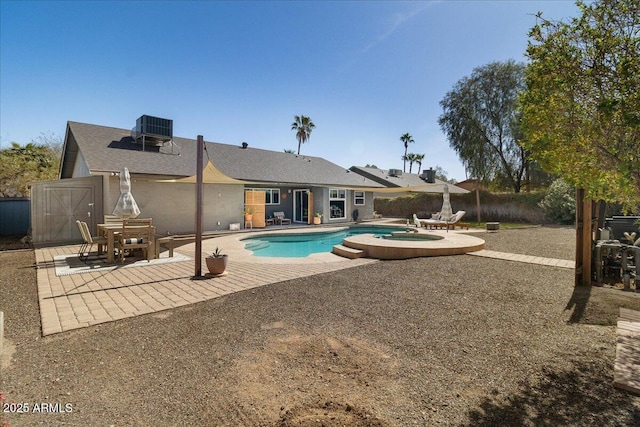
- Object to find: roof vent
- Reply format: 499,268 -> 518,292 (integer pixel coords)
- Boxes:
241,142 -> 248,149
420,168 -> 436,183
388,168 -> 403,177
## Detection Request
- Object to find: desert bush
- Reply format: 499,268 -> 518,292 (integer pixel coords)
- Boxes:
538,179 -> 576,225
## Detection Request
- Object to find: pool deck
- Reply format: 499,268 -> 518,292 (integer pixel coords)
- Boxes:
32,225 -> 570,336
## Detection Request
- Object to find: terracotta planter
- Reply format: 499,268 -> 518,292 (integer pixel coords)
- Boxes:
244,214 -> 253,221
206,255 -> 228,275
313,217 -> 321,225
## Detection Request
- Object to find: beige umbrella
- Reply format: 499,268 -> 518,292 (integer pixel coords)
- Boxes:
112,167 -> 140,219
440,184 -> 453,220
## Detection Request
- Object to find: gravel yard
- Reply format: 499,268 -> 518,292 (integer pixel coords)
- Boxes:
2,227 -> 640,426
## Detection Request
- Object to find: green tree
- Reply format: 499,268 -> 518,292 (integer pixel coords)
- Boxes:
539,178 -> 576,224
291,115 -> 316,155
439,60 -> 531,193
521,0 -> 640,212
415,154 -> 425,173
0,142 -> 60,197
406,153 -> 424,173
399,133 -> 414,172
283,149 -> 296,154
433,165 -> 456,183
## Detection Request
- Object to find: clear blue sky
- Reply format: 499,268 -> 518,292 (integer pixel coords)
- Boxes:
1,0 -> 580,182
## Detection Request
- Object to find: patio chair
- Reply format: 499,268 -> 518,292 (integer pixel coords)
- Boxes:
115,219 -> 153,263
418,211 -> 467,231
77,220 -> 107,262
273,211 -> 291,225
103,214 -> 123,225
445,211 -> 467,230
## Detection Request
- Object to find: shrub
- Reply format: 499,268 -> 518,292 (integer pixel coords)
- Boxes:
538,179 -> 575,224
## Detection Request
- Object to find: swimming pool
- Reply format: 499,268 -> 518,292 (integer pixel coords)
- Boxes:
242,226 -> 405,258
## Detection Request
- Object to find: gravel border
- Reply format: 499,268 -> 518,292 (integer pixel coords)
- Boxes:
1,227 -> 640,426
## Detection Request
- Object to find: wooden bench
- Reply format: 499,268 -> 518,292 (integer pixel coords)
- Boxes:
155,236 -> 175,258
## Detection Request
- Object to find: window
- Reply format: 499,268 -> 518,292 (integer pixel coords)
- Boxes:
265,189 -> 280,205
245,188 -> 280,205
329,189 -> 346,219
354,191 -> 365,206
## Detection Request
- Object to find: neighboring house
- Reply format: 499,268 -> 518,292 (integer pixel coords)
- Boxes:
348,166 -> 468,197
50,117 -> 382,240
455,179 -> 487,192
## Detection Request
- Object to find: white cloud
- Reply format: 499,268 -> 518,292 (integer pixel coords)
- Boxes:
362,2 -> 440,53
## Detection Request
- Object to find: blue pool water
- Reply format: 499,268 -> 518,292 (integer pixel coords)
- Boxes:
243,226 -> 404,258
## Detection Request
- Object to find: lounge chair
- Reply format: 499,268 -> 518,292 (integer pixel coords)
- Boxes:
273,211 -> 291,225
417,211 -> 467,231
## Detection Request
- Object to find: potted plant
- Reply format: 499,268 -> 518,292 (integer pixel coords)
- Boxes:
313,212 -> 322,225
206,247 -> 228,275
243,207 -> 254,221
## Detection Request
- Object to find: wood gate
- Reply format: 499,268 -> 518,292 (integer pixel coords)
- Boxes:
30,176 -> 103,244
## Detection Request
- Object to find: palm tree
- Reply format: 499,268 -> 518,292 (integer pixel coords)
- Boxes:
400,133 -> 414,172
415,154 -> 425,173
291,115 -> 316,155
406,153 -> 419,173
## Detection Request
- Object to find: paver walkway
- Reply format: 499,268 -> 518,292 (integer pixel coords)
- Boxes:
467,249 -> 575,269
614,308 -> 640,395
35,244 -> 376,336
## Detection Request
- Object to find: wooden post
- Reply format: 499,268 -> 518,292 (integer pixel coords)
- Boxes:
575,188 -> 593,286
194,135 -> 204,278
475,181 -> 481,223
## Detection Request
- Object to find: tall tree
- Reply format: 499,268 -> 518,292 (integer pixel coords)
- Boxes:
439,60 -> 530,192
414,154 -> 425,173
0,142 -> 60,197
406,153 -> 417,173
521,0 -> 640,212
399,133 -> 414,172
291,115 -> 316,155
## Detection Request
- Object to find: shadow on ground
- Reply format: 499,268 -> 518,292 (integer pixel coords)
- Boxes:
564,284 -> 640,325
464,359 -> 640,426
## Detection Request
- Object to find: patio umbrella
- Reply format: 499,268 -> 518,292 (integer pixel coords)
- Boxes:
440,184 -> 453,220
112,167 -> 140,219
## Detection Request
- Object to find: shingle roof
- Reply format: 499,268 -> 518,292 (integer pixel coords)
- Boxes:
349,166 -> 468,193
64,121 -> 382,188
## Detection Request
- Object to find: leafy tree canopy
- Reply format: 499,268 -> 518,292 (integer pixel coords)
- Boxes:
521,0 -> 640,212
0,135 -> 62,197
439,60 -> 534,193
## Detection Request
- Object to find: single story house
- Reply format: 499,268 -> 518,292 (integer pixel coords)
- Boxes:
41,116 -> 384,242
348,166 -> 468,198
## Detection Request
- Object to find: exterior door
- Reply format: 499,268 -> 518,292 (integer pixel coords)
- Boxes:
293,190 -> 309,223
30,176 -> 103,244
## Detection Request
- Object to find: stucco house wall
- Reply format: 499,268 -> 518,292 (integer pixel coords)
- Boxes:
105,176 -> 244,235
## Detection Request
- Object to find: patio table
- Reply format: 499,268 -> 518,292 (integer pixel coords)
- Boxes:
97,223 -> 156,263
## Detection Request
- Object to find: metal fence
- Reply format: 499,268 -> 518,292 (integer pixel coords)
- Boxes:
0,197 -> 30,236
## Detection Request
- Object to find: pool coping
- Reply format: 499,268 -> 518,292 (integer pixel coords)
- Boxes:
205,225 -> 485,263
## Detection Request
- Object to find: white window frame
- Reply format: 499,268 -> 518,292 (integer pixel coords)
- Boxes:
354,191 -> 365,206
245,188 -> 280,205
329,189 -> 346,220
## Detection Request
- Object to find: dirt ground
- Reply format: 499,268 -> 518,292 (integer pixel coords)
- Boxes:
2,228 -> 640,426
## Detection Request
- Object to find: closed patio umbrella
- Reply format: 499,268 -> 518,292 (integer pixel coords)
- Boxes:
440,184 -> 453,220
112,167 -> 140,219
